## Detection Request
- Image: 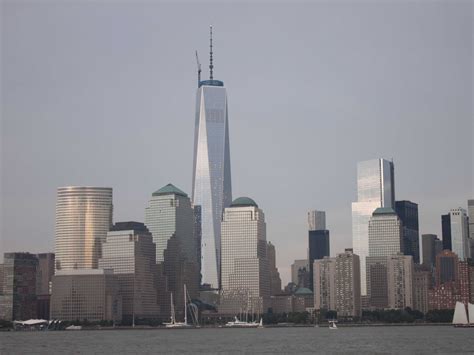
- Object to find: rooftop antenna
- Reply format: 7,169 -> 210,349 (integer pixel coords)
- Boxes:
209,25 -> 213,80
195,50 -> 201,87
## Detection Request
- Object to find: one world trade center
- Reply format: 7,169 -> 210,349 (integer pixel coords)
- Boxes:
192,26 -> 232,289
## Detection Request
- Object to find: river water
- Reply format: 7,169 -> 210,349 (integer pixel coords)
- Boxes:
1,326 -> 473,354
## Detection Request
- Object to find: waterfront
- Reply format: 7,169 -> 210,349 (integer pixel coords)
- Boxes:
1,326 -> 473,354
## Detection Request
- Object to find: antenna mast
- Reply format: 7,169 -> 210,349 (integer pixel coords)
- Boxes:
195,50 -> 201,87
209,25 -> 213,80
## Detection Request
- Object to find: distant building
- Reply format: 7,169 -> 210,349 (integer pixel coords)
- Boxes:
413,264 -> 431,314
267,242 -> 282,296
98,222 -> 158,322
308,230 -> 330,291
436,250 -> 458,286
220,197 -> 270,314
352,158 -> 395,296
395,201 -> 420,263
55,187 -> 113,271
294,287 -> 314,311
50,269 -> 122,322
449,208 -> 470,260
368,208 -> 403,257
313,257 -> 336,311
468,200 -> 474,242
335,249 -> 361,317
441,214 -> 452,251
366,256 -> 388,309
386,254 -> 414,309
145,184 -> 200,317
422,234 -> 442,268
291,259 -> 309,288
36,253 -> 55,319
308,210 -> 326,231
0,253 -> 38,321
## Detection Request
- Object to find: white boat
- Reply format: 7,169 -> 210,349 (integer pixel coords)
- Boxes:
452,301 -> 474,328
328,320 -> 338,330
164,285 -> 192,329
225,316 -> 260,328
258,318 -> 264,328
65,325 -> 82,330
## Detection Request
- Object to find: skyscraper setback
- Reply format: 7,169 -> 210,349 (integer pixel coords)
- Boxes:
352,159 -> 395,296
192,27 -> 232,289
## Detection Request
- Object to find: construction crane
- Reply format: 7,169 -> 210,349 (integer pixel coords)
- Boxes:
195,50 -> 201,87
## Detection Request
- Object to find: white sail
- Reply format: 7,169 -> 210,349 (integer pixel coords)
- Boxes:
452,302 -> 468,325
468,303 -> 474,324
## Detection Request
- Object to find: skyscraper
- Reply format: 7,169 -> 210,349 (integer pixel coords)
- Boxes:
395,200 -> 420,263
55,187 -> 113,271
36,253 -> 55,319
192,27 -> 232,289
422,234 -> 442,268
468,200 -> 474,240
308,210 -> 326,231
313,257 -> 336,311
442,213 -> 452,251
386,254 -> 414,310
352,158 -> 395,295
335,249 -> 361,317
220,197 -> 269,314
442,208 -> 470,260
368,208 -> 403,257
267,242 -> 282,296
308,210 -> 330,291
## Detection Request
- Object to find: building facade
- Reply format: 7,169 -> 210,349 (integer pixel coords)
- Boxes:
308,230 -> 330,291
352,158 -> 395,295
395,201 -> 420,263
191,31 -> 232,289
413,265 -> 431,314
313,257 -> 336,311
335,249 -> 361,317
36,253 -> 55,319
308,210 -> 326,231
449,208 -> 470,260
98,222 -> 158,322
386,254 -> 414,310
0,253 -> 38,321
368,208 -> 403,257
291,259 -> 309,287
55,187 -> 113,271
220,197 -> 269,314
267,242 -> 282,296
422,234 -> 441,268
366,256 -> 389,309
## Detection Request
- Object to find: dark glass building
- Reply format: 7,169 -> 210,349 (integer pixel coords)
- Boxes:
395,200 -> 420,263
441,214 -> 452,251
422,234 -> 442,268
308,230 -> 330,291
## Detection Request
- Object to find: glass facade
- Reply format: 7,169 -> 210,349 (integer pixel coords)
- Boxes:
395,200 -> 420,263
449,208 -> 470,260
352,159 -> 395,295
308,230 -> 330,291
55,187 -> 113,271
192,84 -> 232,289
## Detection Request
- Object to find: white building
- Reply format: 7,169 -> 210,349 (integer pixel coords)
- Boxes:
220,197 -> 270,314
352,159 -> 395,295
308,210 -> 326,231
449,207 -> 470,260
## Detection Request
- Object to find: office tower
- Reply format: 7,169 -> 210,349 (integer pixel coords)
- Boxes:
220,197 -> 269,314
335,249 -> 361,317
0,253 -> 38,321
386,254 -> 414,309
55,187 -> 113,271
422,234 -> 441,268
442,214 -> 452,251
313,257 -> 336,311
50,269 -> 122,322
192,27 -> 232,289
449,208 -> 470,260
435,250 -> 459,285
366,256 -> 388,308
352,158 -> 395,295
291,259 -> 309,286
98,222 -> 158,322
36,253 -> 55,319
308,230 -> 330,291
413,264 -> 431,313
368,208 -> 403,257
267,242 -> 282,296
468,199 -> 474,240
145,184 -> 200,314
308,210 -> 326,231
395,201 -> 420,263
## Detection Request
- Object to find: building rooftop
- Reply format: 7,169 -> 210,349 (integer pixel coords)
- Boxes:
152,183 -> 188,197
372,207 -> 397,216
294,287 -> 313,295
110,221 -> 149,233
230,197 -> 258,208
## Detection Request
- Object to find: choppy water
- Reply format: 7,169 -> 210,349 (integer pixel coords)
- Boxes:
1,326 -> 473,354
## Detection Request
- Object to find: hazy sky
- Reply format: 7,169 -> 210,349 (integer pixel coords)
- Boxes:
1,1 -> 472,284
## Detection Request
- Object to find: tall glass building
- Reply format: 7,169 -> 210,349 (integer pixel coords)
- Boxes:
192,30 -> 232,289
352,159 -> 395,296
55,187 -> 113,271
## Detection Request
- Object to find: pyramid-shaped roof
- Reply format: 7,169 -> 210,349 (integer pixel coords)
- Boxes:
152,183 -> 188,197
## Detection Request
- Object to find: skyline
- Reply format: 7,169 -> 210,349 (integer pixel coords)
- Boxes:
1,2 -> 473,284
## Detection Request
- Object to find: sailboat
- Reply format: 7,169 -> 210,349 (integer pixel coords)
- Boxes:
328,320 -> 338,330
225,292 -> 260,328
164,285 -> 193,329
452,301 -> 474,328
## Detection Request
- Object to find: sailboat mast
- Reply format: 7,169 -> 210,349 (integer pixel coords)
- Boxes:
184,284 -> 188,325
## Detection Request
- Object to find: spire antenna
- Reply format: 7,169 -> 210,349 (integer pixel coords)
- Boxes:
209,25 -> 214,80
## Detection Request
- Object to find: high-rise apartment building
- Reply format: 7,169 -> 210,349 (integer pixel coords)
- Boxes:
313,257 -> 336,311
386,254 -> 414,309
422,234 -> 442,268
368,208 -> 403,257
55,187 -> 113,271
98,222 -> 158,322
220,197 -> 269,314
395,201 -> 420,263
267,242 -> 282,296
144,184 -> 200,314
352,158 -> 395,295
308,210 -> 326,231
335,249 -> 361,317
192,27 -> 232,289
0,253 -> 38,321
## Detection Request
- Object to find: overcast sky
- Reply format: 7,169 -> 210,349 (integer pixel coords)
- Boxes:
1,1 -> 472,284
